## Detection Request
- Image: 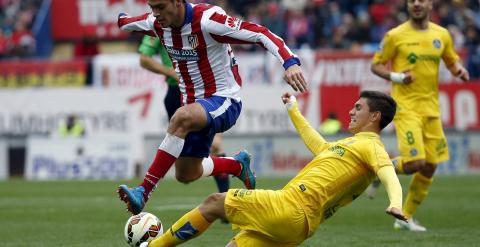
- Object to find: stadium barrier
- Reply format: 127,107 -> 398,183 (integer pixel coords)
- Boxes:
0,87 -> 168,137
1,50 -> 479,179
0,82 -> 479,180
90,52 -> 480,130
25,135 -> 137,180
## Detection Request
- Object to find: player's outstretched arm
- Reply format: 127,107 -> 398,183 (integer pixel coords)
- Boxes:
282,93 -> 328,156
203,10 -> 307,92
118,12 -> 156,36
376,166 -> 407,222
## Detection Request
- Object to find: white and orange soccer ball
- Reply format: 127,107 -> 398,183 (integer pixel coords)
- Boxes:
124,212 -> 163,247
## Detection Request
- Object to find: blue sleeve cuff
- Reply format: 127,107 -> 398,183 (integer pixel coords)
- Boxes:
118,13 -> 128,18
283,57 -> 301,70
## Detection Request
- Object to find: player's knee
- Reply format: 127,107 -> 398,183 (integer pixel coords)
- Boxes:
420,163 -> 436,178
175,173 -> 195,184
204,192 -> 224,204
201,193 -> 225,210
170,107 -> 194,129
198,193 -> 226,220
404,160 -> 426,174
205,193 -> 225,208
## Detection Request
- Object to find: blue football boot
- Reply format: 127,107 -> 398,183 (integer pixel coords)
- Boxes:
233,150 -> 256,189
117,185 -> 145,215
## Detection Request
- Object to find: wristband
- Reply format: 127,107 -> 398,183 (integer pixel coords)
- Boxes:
390,72 -> 406,84
283,57 -> 301,70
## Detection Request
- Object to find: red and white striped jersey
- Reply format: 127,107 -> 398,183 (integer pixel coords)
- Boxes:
118,3 -> 300,104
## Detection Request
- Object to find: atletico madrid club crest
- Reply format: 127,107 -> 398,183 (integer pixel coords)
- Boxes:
188,35 -> 198,49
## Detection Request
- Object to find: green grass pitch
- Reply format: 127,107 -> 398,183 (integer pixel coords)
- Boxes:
1,175 -> 479,247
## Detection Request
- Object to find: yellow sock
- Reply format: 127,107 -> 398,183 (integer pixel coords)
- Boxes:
392,156 -> 406,174
403,173 -> 433,219
149,207 -> 211,247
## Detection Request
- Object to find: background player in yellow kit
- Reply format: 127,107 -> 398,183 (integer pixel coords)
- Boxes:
369,0 -> 469,232
140,90 -> 406,247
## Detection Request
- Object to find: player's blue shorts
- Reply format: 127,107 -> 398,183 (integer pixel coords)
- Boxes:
180,96 -> 242,158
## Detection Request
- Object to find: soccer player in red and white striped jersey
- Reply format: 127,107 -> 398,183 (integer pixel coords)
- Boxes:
117,0 -> 307,215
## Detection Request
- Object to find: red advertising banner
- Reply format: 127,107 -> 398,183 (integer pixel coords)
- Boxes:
310,50 -> 467,87
319,84 -> 359,130
320,82 -> 480,130
441,83 -> 480,130
51,0 -> 148,40
0,60 -> 87,87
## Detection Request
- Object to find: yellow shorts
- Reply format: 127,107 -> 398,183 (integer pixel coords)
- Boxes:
224,189 -> 308,247
394,113 -> 449,164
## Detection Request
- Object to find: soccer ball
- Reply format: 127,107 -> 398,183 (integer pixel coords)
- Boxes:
124,212 -> 163,247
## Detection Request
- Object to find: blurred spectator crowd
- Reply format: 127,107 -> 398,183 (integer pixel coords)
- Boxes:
199,0 -> 480,77
0,0 -> 42,58
203,0 -> 480,51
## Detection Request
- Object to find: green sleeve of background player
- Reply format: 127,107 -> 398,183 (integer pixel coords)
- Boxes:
138,36 -> 178,86
138,36 -> 159,56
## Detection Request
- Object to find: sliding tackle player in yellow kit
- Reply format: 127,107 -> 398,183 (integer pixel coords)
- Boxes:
139,90 -> 406,247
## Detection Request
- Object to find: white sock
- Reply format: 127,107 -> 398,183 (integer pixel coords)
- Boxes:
201,156 -> 214,177
159,133 -> 185,158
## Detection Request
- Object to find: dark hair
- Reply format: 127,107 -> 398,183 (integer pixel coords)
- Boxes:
360,91 -> 397,130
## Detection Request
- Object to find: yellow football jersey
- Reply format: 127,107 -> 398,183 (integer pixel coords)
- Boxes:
372,21 -> 459,116
284,105 -> 393,237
